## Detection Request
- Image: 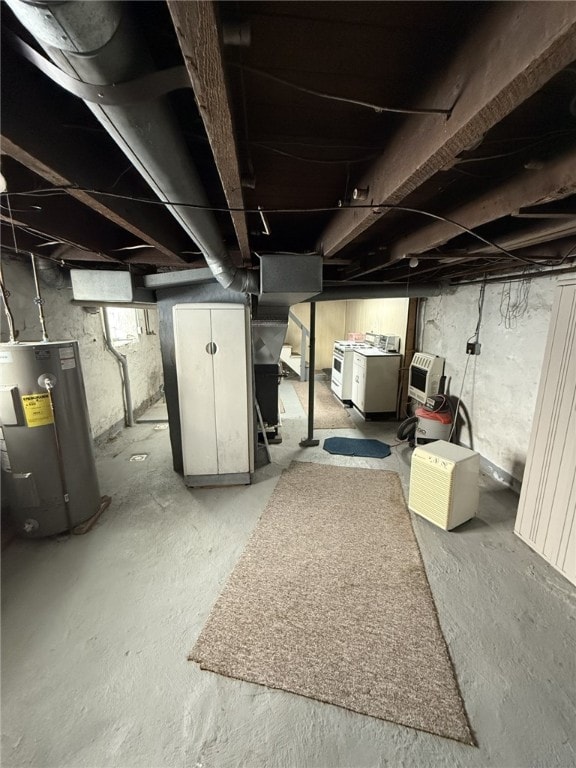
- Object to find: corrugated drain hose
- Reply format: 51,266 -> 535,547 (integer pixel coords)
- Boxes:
397,416 -> 418,442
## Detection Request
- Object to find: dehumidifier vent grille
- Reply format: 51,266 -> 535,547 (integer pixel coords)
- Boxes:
409,453 -> 454,528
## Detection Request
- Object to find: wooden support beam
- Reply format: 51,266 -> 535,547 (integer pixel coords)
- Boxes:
1,51 -> 188,264
168,0 -> 251,263
388,147 -> 576,262
463,218 -> 576,256
1,137 -> 188,267
319,2 -> 576,258
398,298 -> 418,419
0,220 -> 116,263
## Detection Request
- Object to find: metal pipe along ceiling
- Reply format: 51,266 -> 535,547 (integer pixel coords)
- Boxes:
7,0 -> 258,294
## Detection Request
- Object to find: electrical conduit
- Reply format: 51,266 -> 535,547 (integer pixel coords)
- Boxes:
101,308 -> 135,428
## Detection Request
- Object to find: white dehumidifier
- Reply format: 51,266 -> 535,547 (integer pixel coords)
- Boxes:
408,440 -> 480,530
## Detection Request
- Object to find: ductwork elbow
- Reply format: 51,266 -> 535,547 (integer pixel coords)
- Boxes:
36,248 -> 71,289
212,263 -> 259,294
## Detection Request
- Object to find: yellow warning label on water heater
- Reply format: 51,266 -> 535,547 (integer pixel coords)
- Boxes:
21,393 -> 54,428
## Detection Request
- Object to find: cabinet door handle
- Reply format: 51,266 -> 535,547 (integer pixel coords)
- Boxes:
205,342 -> 218,355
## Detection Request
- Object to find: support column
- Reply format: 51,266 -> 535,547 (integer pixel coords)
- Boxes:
300,302 -> 319,448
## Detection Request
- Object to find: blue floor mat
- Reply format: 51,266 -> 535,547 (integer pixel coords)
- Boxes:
323,437 -> 391,458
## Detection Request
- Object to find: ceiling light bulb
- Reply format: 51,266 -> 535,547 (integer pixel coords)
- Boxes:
409,257 -> 419,268
352,187 -> 369,201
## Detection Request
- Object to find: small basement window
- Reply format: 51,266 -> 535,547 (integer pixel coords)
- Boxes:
106,308 -> 141,346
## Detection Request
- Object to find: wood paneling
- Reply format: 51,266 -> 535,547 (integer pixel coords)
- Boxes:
286,298 -> 410,372
514,277 -> 576,585
344,298 -> 409,346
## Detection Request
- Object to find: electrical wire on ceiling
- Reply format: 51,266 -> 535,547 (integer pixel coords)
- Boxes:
1,213 -> 127,269
0,242 -> 102,271
448,166 -> 511,180
455,129 -> 576,164
0,201 -> 40,213
479,128 -> 576,145
251,142 -> 381,165
255,138 -> 380,151
556,241 -> 576,264
446,241 -> 576,285
112,244 -> 155,251
4,186 -> 576,268
455,264 -> 576,285
4,217 -> 103,257
108,165 -> 134,190
228,63 -> 454,116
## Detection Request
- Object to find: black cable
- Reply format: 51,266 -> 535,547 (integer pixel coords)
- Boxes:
456,129 -> 576,164
252,142 -> 380,165
228,63 -> 453,116
467,282 -> 486,344
454,264 -> 576,286
3,186 -> 572,268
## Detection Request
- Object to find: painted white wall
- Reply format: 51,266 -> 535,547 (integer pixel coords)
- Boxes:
418,274 -> 558,483
0,257 -> 163,439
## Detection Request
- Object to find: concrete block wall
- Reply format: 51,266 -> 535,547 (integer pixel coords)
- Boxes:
0,256 -> 163,440
418,274 -> 557,487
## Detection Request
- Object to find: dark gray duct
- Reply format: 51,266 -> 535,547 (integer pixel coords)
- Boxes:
35,246 -> 76,289
35,257 -> 68,290
7,0 -> 258,294
309,283 -> 442,301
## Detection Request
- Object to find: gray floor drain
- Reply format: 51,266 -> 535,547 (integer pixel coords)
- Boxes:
129,454 -> 149,462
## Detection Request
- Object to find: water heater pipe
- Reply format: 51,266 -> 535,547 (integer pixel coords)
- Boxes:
41,376 -> 75,533
30,253 -> 50,342
101,308 -> 135,428
0,266 -> 17,343
6,0 -> 258,294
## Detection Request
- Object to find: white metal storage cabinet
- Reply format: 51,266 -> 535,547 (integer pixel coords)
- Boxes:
173,303 -> 254,487
514,277 -> 576,585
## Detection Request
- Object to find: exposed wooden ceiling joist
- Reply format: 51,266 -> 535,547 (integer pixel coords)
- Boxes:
167,0 -> 251,264
463,218 -> 576,256
387,146 -> 576,260
1,51 -> 189,264
319,2 -> 576,258
1,135 -> 188,267
0,217 -> 119,264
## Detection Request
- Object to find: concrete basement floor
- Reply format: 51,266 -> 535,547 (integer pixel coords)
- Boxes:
2,378 -> 575,768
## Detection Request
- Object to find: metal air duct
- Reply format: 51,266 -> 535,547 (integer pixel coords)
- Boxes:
310,283 -> 442,301
6,0 -> 258,293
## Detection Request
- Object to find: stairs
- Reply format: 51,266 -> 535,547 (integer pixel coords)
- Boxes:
281,344 -> 309,381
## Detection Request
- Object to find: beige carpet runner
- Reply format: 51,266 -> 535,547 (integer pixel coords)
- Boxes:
190,462 -> 474,744
291,379 -> 356,429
